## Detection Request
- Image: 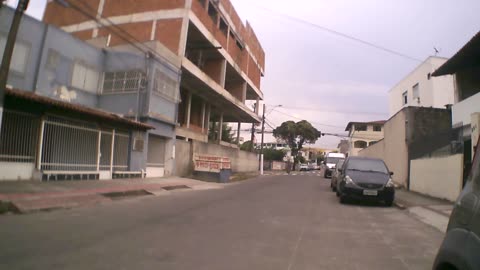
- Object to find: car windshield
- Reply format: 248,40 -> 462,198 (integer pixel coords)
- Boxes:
326,157 -> 343,164
347,159 -> 388,174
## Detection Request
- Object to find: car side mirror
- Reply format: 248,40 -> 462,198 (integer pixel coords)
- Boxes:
390,172 -> 394,176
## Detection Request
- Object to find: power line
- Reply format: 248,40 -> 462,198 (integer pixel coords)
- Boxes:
251,4 -> 423,63
271,109 -> 346,130
278,105 -> 388,116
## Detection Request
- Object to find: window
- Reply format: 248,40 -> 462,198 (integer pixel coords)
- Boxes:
153,69 -> 180,102
45,49 -> 60,70
0,36 -> 30,74
71,62 -> 99,93
369,141 -> 378,146
402,91 -> 408,105
412,83 -> 420,101
355,125 -> 367,131
207,2 -> 218,23
219,18 -> 228,37
102,70 -> 146,94
373,125 -> 382,132
354,140 -> 368,149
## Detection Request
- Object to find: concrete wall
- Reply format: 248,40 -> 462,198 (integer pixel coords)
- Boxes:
410,154 -> 463,202
175,139 -> 193,177
388,57 -> 454,117
175,139 -> 258,176
359,111 -> 409,187
0,162 -> 35,181
192,141 -> 258,173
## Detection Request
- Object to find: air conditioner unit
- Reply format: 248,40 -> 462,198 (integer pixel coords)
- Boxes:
133,137 -> 144,152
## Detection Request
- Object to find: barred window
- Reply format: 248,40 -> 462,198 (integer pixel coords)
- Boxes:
153,69 -> 179,102
102,70 -> 146,94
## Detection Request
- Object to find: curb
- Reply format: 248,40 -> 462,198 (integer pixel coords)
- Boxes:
394,201 -> 407,210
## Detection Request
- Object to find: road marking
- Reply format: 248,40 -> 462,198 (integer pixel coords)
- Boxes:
286,192 -> 314,270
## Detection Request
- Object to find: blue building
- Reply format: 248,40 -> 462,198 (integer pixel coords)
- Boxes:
0,7 -> 180,180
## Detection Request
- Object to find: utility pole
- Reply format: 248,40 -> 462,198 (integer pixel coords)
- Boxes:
259,103 -> 266,175
0,0 -> 30,130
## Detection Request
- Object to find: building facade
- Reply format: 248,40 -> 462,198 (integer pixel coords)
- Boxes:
43,0 -> 264,142
388,56 -> 455,117
0,7 -> 178,180
433,31 -> 480,162
359,107 -> 454,191
345,121 -> 386,156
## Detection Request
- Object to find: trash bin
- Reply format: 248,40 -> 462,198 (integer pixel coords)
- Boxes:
219,169 -> 232,183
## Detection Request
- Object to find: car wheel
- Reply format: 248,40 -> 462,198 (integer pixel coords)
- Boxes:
339,194 -> 348,204
385,198 -> 394,207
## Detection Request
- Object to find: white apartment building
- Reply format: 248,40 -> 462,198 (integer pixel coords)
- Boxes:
345,121 -> 386,156
389,56 -> 455,117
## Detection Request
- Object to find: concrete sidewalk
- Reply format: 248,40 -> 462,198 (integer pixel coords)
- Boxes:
0,177 -> 224,214
394,188 -> 455,233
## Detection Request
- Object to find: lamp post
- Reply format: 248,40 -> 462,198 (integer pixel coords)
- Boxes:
0,0 -> 30,130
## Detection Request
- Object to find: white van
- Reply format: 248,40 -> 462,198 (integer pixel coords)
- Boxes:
322,152 -> 346,178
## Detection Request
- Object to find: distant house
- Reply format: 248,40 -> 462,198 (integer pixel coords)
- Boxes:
432,31 -> 480,163
388,56 -> 455,117
344,121 -> 386,156
337,140 -> 349,155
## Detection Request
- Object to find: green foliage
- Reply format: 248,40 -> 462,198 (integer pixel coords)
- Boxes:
263,148 -> 286,161
273,120 -> 321,169
209,123 -> 235,143
273,120 -> 321,157
240,140 -> 254,151
295,156 -> 306,164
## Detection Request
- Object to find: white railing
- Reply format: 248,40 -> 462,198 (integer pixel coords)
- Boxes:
40,116 -> 130,172
0,110 -> 40,163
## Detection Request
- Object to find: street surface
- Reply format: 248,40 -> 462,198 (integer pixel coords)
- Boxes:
0,174 -> 443,270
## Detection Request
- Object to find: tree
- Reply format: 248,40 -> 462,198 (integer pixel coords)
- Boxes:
263,148 -> 286,161
209,123 -> 235,143
240,140 -> 254,151
273,120 -> 321,169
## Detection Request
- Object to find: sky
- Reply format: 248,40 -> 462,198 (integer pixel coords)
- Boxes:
12,0 -> 480,149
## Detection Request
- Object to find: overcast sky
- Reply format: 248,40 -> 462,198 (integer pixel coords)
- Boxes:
13,0 -> 480,149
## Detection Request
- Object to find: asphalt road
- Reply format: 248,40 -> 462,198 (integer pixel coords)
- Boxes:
0,174 -> 444,270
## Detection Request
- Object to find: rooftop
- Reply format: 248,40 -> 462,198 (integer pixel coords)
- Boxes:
433,31 -> 480,76
5,88 -> 153,130
345,120 -> 387,131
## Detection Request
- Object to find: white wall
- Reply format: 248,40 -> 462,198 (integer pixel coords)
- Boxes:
0,162 -> 34,180
389,57 -> 454,117
410,154 -> 463,202
359,111 -> 409,187
452,91 -> 480,128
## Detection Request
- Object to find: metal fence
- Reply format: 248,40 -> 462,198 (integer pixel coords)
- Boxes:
102,70 -> 146,94
0,110 -> 40,163
40,116 -> 130,172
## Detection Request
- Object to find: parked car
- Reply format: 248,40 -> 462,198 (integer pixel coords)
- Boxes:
322,152 -> 346,178
337,156 -> 395,206
433,138 -> 480,270
330,159 -> 345,192
299,164 -> 309,171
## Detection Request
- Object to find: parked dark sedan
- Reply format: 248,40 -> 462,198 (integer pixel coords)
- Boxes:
337,156 -> 395,206
433,138 -> 480,270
